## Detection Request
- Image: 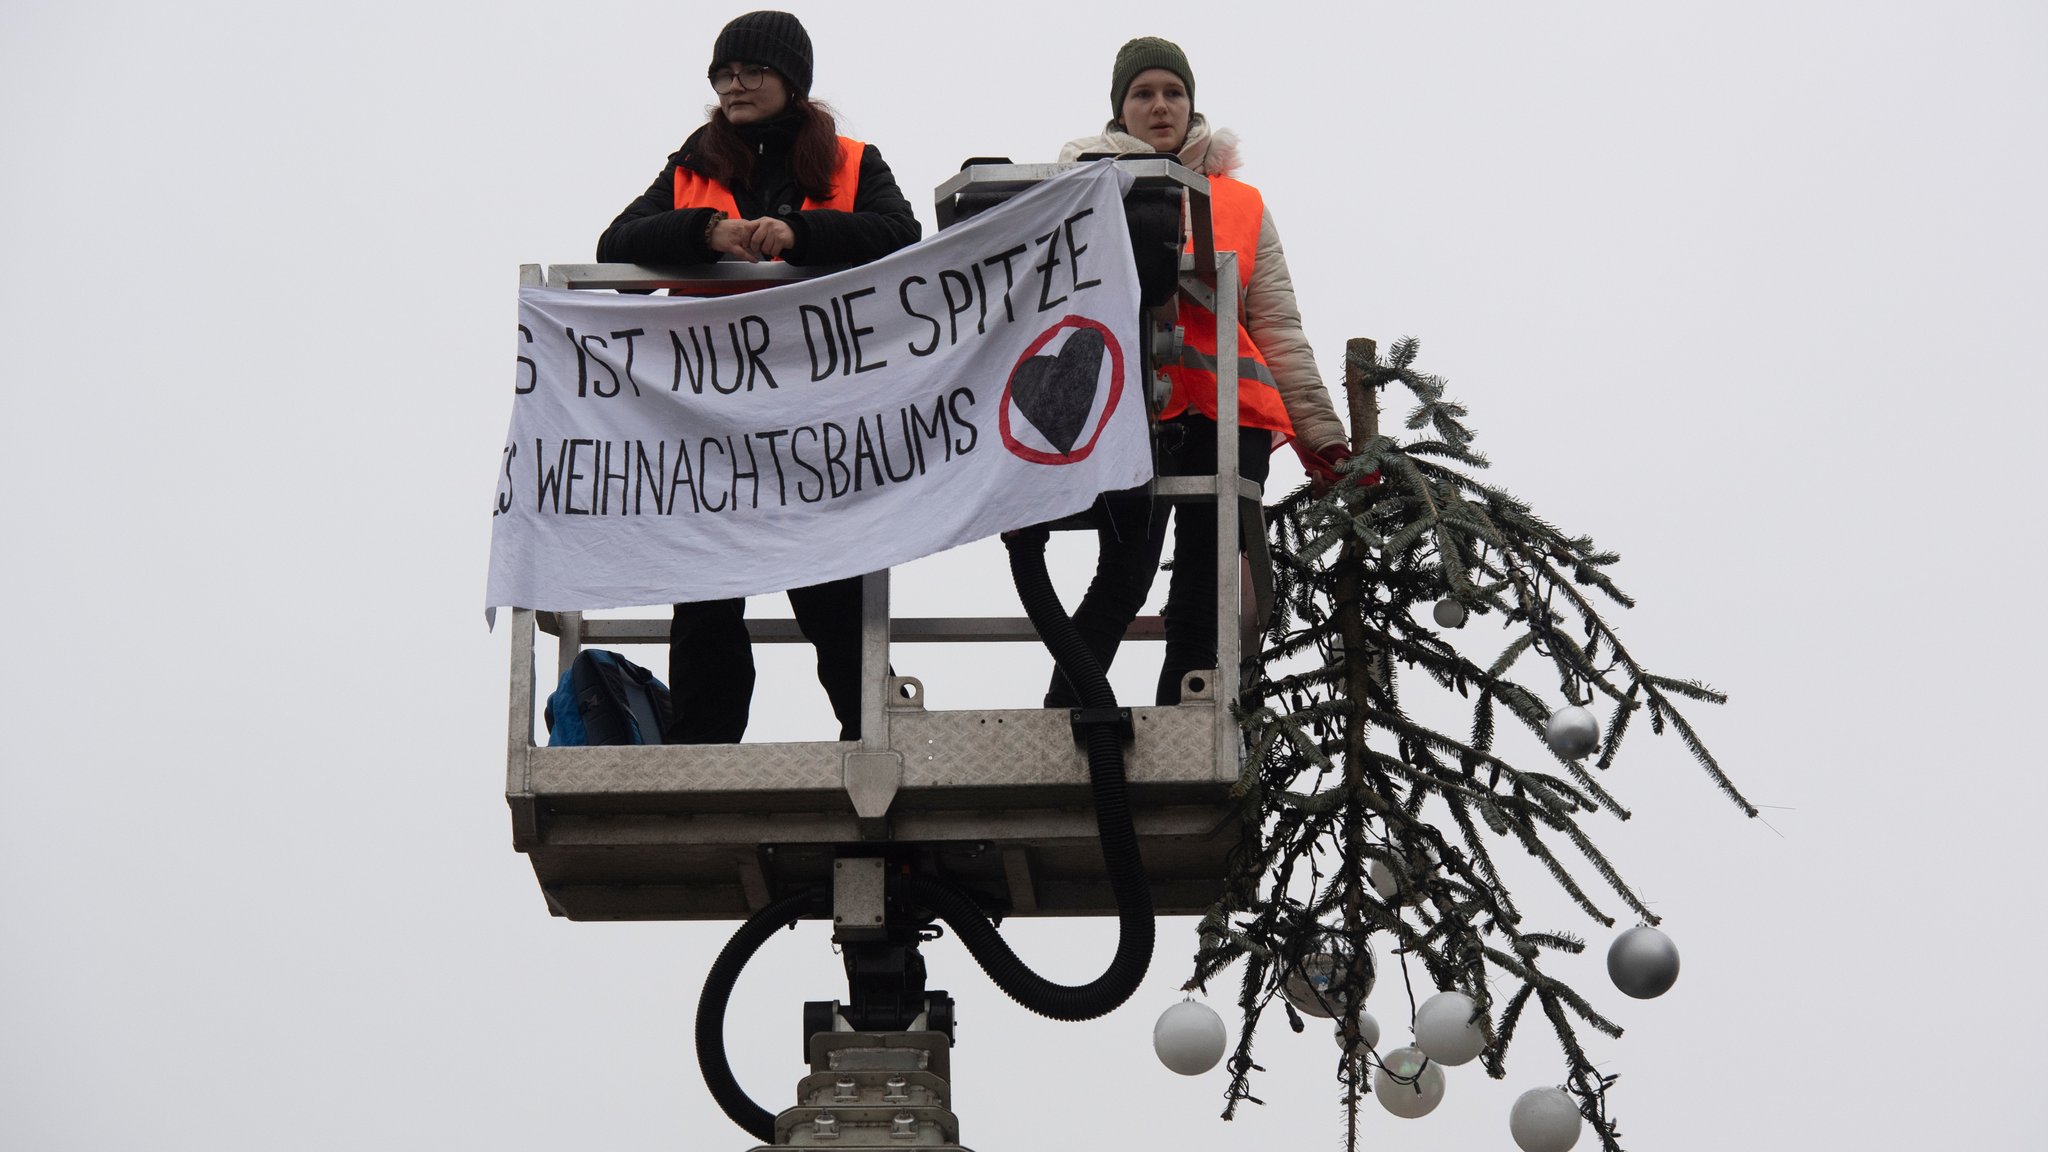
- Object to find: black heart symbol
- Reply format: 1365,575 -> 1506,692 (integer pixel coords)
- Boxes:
1011,328 -> 1105,454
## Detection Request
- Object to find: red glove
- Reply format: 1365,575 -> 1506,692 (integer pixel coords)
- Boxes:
1295,442 -> 1379,495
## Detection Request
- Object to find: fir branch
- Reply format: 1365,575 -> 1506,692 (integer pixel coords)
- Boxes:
1641,673 -> 1729,705
1643,683 -> 1758,816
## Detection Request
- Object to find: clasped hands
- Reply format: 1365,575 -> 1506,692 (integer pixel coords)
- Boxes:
709,216 -> 797,262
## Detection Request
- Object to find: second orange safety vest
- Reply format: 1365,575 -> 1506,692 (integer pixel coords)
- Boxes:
1158,174 -> 1294,441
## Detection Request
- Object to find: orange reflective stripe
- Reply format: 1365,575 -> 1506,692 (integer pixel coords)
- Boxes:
1160,309 -> 1293,436
1159,175 -> 1294,439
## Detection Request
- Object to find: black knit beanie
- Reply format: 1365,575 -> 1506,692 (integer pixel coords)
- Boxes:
709,10 -> 814,97
1110,36 -> 1194,120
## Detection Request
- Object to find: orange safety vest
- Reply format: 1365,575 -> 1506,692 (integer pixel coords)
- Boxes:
673,135 -> 865,217
1159,174 -> 1295,441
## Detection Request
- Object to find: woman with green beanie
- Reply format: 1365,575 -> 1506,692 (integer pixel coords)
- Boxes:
1047,36 -> 1354,709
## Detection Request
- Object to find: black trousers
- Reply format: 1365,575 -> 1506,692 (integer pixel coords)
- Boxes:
1047,416 -> 1271,708
664,576 -> 865,743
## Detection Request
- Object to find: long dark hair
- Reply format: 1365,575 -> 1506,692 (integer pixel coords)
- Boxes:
695,91 -> 841,199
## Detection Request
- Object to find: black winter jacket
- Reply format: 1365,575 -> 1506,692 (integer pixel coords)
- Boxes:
596,115 -> 920,267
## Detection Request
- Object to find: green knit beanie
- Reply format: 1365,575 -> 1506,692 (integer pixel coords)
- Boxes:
1110,36 -> 1194,120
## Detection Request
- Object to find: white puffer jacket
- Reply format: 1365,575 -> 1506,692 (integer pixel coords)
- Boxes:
1059,117 -> 1347,452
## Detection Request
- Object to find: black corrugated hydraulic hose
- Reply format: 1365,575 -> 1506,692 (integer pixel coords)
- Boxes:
895,530 -> 1155,1021
695,886 -> 828,1143
695,532 -> 1160,1142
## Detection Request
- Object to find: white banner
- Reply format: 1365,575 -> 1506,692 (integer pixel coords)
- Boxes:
487,162 -> 1151,614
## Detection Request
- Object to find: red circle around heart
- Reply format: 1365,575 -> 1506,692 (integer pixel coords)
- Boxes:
999,316 -> 1126,465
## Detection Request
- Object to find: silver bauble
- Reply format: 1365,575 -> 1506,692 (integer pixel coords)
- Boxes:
1432,598 -> 1468,629
1545,706 -> 1600,760
1369,858 -> 1400,900
1335,1009 -> 1381,1053
1283,950 -> 1373,1019
1370,846 -> 1430,901
1509,1086 -> 1583,1152
1373,1046 -> 1446,1119
1606,925 -> 1680,999
1153,999 -> 1228,1075
1412,990 -> 1488,1066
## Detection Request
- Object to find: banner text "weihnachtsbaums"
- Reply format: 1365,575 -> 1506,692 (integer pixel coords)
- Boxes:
504,389 -> 979,517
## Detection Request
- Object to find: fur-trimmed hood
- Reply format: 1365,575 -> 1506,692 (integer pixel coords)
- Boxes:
1053,114 -> 1347,453
1057,115 -> 1243,178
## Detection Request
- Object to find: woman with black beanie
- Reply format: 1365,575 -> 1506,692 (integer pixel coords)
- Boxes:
597,10 -> 921,744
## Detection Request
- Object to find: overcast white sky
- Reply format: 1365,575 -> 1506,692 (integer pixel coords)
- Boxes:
3,2 -> 2044,1149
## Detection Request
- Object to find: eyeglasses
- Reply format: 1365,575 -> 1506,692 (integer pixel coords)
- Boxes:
709,65 -> 773,94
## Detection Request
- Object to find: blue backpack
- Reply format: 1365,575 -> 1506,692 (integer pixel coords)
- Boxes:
544,649 -> 672,746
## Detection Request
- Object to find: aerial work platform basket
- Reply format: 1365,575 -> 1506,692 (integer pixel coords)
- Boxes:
505,159 -> 1267,923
